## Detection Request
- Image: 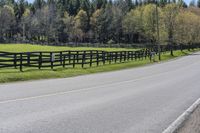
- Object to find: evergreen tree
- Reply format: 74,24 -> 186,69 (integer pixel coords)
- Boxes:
189,0 -> 196,6
47,0 -> 56,5
197,0 -> 200,7
125,0 -> 133,10
68,0 -> 80,15
6,0 -> 15,5
135,0 -> 139,6
108,0 -> 113,5
160,0 -> 168,6
80,0 -> 90,14
177,0 -> 187,7
14,0 -> 26,25
34,0 -> 45,9
93,0 -> 107,9
57,0 -> 66,16
0,0 -> 6,7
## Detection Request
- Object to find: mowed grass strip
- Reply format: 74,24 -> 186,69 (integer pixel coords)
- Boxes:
0,44 -> 198,83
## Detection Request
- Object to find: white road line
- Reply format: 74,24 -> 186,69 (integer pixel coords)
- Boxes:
0,71 -> 167,104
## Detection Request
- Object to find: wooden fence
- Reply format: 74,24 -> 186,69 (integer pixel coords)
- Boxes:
0,44 -> 199,72
0,50 -> 150,71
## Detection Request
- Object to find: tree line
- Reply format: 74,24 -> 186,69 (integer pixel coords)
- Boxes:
1,0 -> 200,47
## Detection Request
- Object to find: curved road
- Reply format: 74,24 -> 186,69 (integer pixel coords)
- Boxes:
0,53 -> 200,133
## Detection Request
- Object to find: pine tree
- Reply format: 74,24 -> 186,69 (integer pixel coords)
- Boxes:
167,0 -> 171,4
135,0 -> 139,6
108,0 -> 113,5
0,0 -> 6,7
80,0 -> 90,13
34,0 -> 45,9
6,0 -> 15,5
47,0 -> 55,5
197,0 -> 200,7
189,0 -> 196,7
93,0 -> 107,9
177,0 -> 187,7
14,0 -> 26,22
57,0 -> 68,16
125,0 -> 133,10
160,0 -> 168,6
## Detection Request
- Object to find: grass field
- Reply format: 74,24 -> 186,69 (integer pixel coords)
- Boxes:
0,44 -> 198,83
0,44 -> 137,52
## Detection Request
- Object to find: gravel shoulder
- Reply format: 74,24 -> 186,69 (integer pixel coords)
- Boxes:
177,105 -> 200,133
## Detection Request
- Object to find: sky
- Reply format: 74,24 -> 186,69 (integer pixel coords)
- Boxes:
26,0 -> 191,5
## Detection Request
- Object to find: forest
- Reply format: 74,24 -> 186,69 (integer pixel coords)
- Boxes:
0,0 -> 200,47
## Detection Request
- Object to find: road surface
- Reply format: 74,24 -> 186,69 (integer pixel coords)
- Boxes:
0,53 -> 200,133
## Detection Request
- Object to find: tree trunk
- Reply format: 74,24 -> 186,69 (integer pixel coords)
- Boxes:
188,43 -> 191,51
170,45 -> 174,56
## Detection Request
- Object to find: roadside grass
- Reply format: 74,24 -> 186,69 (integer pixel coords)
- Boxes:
0,46 -> 198,83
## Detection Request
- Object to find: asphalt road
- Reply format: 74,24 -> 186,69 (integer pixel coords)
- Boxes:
0,53 -> 200,133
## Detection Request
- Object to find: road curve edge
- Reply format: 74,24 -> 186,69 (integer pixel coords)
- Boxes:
162,98 -> 200,133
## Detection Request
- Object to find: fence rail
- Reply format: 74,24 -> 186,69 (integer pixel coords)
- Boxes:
0,44 -> 199,72
0,49 -> 151,71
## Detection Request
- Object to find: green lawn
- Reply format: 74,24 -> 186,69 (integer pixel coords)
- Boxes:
0,44 -> 198,83
0,44 -> 137,52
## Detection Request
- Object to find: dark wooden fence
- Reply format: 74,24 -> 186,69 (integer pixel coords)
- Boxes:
0,49 -> 150,71
0,44 -> 199,72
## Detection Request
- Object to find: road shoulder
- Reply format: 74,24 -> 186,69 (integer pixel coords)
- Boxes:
163,98 -> 200,133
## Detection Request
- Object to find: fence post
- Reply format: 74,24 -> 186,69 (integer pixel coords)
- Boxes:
111,52 -> 114,62
96,51 -> 99,66
69,51 -> 71,65
73,53 -> 76,68
102,51 -> 106,65
138,51 -> 141,60
63,55 -> 66,68
145,49 -> 147,59
82,51 -> 86,68
127,51 -> 130,61
60,52 -> 62,65
50,52 -> 53,70
120,52 -> 122,62
20,53 -> 23,72
131,51 -> 134,60
123,51 -> 126,61
90,51 -> 93,67
135,51 -> 137,61
77,51 -> 79,63
142,50 -> 144,60
149,51 -> 152,62
39,52 -> 42,69
109,52 -> 112,64
14,53 -> 17,69
140,51 -> 142,60
27,52 -> 30,66
115,52 -> 117,63
141,51 -> 143,60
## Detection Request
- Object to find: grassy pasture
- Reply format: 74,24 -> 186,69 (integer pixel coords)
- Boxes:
0,44 -> 137,52
0,44 -> 198,83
